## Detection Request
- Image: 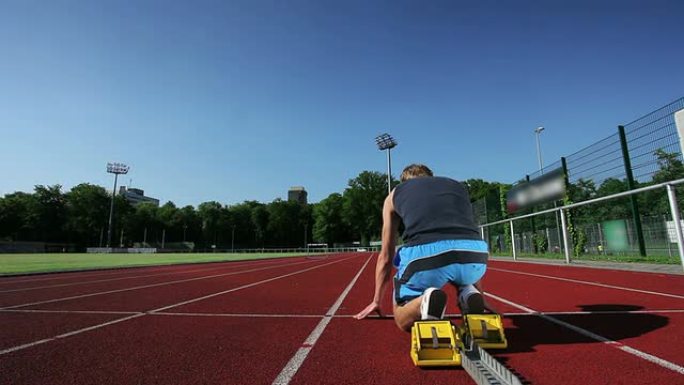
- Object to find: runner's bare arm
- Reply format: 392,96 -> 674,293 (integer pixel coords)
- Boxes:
354,191 -> 400,319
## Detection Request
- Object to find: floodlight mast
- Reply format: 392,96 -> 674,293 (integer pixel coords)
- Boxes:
106,162 -> 129,248
375,133 -> 397,194
534,126 -> 545,173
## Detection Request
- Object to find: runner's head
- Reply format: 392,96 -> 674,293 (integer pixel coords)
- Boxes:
400,164 -> 433,182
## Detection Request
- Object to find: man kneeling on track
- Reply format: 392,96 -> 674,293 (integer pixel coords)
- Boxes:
354,164 -> 489,331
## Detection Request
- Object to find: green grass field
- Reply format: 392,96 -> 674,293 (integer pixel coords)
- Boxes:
0,252 -> 318,276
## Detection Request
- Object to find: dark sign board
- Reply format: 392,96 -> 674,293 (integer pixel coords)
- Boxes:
506,168 -> 566,214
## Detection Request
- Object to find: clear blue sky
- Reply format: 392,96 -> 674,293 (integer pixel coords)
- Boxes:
1,0 -> 683,207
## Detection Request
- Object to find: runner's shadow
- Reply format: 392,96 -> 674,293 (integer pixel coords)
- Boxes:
497,304 -> 669,355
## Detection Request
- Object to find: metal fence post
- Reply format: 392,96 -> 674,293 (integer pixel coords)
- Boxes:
526,175 -> 538,254
618,125 -> 647,256
559,208 -> 571,264
666,184 -> 684,272
510,220 -> 517,261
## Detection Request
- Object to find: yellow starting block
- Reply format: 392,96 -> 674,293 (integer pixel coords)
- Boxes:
462,314 -> 508,349
410,320 -> 462,367
410,314 -> 508,367
410,315 -> 522,384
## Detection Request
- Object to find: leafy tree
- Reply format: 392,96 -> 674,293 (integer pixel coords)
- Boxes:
594,178 -> 631,220
178,205 -> 201,243
342,171 -> 387,245
64,183 -> 110,247
639,149 -> 684,216
251,203 -> 269,248
567,179 -> 597,225
300,203 -> 313,244
464,179 -> 500,202
125,202 -> 160,245
228,201 -> 258,248
30,185 -> 67,242
313,193 -> 350,246
197,201 -> 222,247
267,199 -> 303,247
0,192 -> 35,241
158,202 -> 181,242
652,149 -> 684,183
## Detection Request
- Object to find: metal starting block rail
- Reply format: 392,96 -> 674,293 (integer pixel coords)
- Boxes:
462,342 -> 522,385
410,314 -> 523,385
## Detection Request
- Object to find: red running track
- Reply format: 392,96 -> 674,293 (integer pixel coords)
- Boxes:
1,253 -> 683,384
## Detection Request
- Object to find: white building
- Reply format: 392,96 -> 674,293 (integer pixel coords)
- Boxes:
119,186 -> 160,207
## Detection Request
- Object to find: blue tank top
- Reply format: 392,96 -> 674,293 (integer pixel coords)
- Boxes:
392,176 -> 481,246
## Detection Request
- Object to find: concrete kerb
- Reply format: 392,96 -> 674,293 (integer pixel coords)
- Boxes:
490,255 -> 684,275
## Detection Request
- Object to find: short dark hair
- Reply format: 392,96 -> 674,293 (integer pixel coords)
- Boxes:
400,164 -> 433,182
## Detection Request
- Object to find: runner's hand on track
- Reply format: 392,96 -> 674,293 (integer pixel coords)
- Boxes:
354,302 -> 383,319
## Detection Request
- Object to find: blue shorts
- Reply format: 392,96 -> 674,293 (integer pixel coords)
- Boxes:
393,239 -> 488,305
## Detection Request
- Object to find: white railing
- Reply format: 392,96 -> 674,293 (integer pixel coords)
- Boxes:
86,247 -> 157,254
479,178 -> 684,272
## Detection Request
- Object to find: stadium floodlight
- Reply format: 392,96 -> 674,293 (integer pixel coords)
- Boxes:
106,162 -> 130,248
534,126 -> 545,173
375,133 -> 397,194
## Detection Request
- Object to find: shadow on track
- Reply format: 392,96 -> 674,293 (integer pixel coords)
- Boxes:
498,304 -> 669,355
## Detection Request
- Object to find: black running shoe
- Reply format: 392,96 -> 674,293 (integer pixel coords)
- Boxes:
462,291 -> 485,314
420,288 -> 447,320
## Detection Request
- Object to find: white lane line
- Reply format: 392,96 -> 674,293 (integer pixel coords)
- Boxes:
503,309 -> 684,316
0,255 -> 296,293
0,260 -> 285,293
271,254 -> 373,385
148,255 -> 358,313
489,267 -> 684,300
0,309 -> 142,315
485,292 -> 684,375
0,255 -> 309,285
152,312 -> 324,318
5,308 -> 681,319
0,269 -> 154,284
0,313 -> 146,355
1,259 -> 315,310
0,254 -> 362,356
0,263 -> 226,284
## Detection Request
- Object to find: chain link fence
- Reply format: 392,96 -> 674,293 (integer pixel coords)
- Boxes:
474,97 -> 684,262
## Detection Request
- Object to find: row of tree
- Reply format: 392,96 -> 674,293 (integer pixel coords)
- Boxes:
4,150 -> 681,252
0,171 -> 395,250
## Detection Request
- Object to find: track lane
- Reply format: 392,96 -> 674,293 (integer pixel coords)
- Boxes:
5,255 -> 683,384
484,269 -> 684,312
2,316 -> 320,385
492,315 -> 683,385
1,254 -> 369,384
0,258 -> 299,293
485,264 -> 684,373
327,258 -> 684,384
0,258 -> 317,308
0,254 -> 361,356
0,255 -> 312,288
0,312 -> 132,351
491,260 -> 684,295
169,255 -> 369,314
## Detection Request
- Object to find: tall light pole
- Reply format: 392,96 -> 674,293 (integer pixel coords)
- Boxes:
375,133 -> 397,194
534,126 -> 545,173
535,126 -> 560,253
231,225 -> 236,252
304,222 -> 308,251
106,162 -> 129,248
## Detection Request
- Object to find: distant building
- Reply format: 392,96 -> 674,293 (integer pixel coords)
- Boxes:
119,186 -> 160,207
288,186 -> 308,205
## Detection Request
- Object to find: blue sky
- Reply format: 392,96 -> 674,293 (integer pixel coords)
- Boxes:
1,0 -> 683,207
